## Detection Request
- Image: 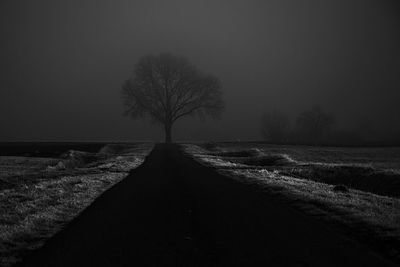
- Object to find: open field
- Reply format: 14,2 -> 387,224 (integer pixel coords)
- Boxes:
0,143 -> 153,266
0,142 -> 106,158
184,143 -> 400,262
18,145 -> 397,266
195,142 -> 400,197
212,143 -> 400,170
2,142 -> 399,265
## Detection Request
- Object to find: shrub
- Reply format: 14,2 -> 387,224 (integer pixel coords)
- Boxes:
98,144 -> 127,155
333,184 -> 349,193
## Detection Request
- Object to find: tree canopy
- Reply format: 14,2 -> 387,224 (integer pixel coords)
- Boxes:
121,53 -> 224,143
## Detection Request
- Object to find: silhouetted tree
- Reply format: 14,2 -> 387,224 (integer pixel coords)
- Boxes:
295,105 -> 335,144
261,110 -> 289,142
122,53 -> 224,143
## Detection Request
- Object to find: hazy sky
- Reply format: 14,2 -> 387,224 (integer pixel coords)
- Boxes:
1,0 -> 400,142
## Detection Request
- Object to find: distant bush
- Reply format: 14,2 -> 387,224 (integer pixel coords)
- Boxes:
56,150 -> 99,169
99,144 -> 127,155
332,184 -> 349,193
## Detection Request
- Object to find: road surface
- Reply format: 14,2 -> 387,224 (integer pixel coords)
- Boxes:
20,144 -> 397,266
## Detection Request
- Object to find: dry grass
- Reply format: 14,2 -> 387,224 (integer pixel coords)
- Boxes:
214,142 -> 400,170
0,157 -> 59,189
212,148 -> 263,158
0,143 -> 153,266
183,143 -> 400,261
197,143 -> 400,198
283,164 -> 400,198
242,153 -> 297,166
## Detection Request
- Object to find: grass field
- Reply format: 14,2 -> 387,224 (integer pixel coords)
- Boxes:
2,142 -> 400,264
197,142 -> 400,197
0,142 -> 106,157
184,142 -> 400,261
0,143 -> 153,266
213,143 -> 400,170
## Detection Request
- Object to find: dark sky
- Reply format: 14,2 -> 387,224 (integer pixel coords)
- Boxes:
1,0 -> 400,142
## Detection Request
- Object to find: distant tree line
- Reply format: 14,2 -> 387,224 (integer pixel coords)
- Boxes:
261,105 -> 345,145
261,107 -> 400,146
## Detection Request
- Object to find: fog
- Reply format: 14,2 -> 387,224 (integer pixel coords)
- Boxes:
1,0 -> 400,142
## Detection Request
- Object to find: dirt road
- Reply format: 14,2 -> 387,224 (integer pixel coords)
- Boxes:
20,144 -> 397,266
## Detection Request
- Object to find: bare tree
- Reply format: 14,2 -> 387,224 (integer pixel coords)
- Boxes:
261,110 -> 290,142
121,53 -> 224,143
295,105 -> 335,144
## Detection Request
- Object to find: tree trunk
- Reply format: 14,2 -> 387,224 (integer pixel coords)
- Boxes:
164,123 -> 172,144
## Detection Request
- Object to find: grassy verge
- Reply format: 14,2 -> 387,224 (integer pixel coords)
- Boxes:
0,143 -> 153,266
183,144 -> 400,262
